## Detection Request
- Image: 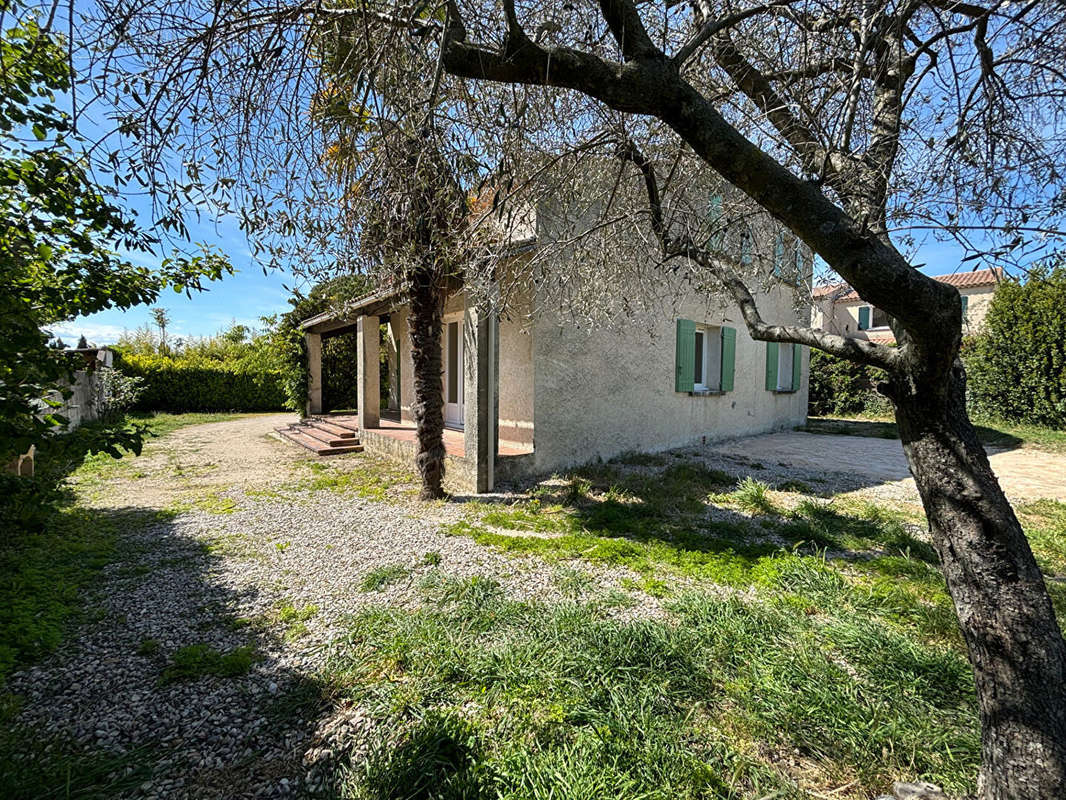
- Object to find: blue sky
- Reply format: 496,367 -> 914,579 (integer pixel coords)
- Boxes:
51,211 -> 298,345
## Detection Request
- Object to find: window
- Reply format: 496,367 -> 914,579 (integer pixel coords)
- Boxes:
765,341 -> 801,392
858,305 -> 891,330
693,325 -> 723,391
773,233 -> 786,278
676,320 -> 736,393
739,226 -> 754,266
777,343 -> 795,391
707,192 -> 724,249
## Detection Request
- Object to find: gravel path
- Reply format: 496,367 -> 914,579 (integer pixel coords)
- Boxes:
6,416 -> 664,799
12,416 -> 1054,798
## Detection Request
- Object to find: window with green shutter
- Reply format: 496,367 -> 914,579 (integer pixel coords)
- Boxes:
675,319 -> 695,392
765,341 -> 779,390
707,193 -> 723,249
720,327 -> 736,392
791,344 -> 802,391
773,234 -> 785,278
739,226 -> 753,266
766,341 -> 801,392
961,294 -> 969,315
857,306 -> 871,330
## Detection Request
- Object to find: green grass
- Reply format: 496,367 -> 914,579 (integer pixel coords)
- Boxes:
0,717 -> 157,800
803,415 -> 1066,454
129,411 -> 255,438
361,564 -> 413,591
159,643 -> 260,684
321,576 -> 979,798
301,458 -> 415,502
0,508 -> 175,685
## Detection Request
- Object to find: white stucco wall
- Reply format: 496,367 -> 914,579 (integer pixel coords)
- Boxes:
390,292 -> 535,445
528,283 -> 809,473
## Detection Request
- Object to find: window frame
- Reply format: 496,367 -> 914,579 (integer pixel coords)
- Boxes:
693,324 -> 723,393
776,342 -> 795,392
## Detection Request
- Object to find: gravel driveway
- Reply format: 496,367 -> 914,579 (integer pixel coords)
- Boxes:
8,415 -> 1060,799
5,415 -> 660,799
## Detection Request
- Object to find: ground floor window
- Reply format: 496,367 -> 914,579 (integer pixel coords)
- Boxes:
694,325 -> 723,391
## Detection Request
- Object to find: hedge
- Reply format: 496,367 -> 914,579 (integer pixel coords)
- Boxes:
968,263 -> 1066,428
116,353 -> 287,412
807,348 -> 888,417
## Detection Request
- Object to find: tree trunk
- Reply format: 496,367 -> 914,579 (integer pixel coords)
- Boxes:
890,360 -> 1066,799
407,264 -> 446,500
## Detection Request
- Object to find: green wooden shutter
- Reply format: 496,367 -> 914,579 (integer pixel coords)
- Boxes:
858,306 -> 871,330
740,227 -> 753,266
792,344 -> 802,391
765,341 -> 779,390
961,294 -> 969,315
675,319 -> 696,392
720,327 -> 736,392
708,193 -> 723,249
773,234 -> 785,277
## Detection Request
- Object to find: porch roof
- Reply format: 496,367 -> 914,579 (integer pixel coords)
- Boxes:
299,283 -> 405,335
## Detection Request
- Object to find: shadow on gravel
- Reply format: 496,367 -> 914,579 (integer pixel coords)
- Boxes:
0,502 -> 357,800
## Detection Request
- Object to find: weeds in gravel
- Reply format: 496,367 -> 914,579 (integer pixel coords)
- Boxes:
160,643 -> 261,684
301,458 -> 415,502
716,477 -> 775,515
322,575 -> 979,798
360,564 -> 412,592
136,638 -> 160,657
420,551 -> 442,567
0,508 -> 175,685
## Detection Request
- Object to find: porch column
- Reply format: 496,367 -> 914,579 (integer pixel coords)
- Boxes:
464,293 -> 499,493
357,315 -> 380,430
385,319 -> 400,413
305,332 -> 323,416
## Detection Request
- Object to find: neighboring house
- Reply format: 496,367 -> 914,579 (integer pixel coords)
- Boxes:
812,267 -> 1003,343
284,200 -> 813,493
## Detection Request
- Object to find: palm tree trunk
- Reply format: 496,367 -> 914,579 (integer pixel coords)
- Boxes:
407,263 -> 446,499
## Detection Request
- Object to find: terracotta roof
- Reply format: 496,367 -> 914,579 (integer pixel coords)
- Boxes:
813,267 -> 1003,303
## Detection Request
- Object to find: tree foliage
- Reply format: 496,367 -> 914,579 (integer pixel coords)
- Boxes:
969,262 -> 1066,429
0,1 -> 230,462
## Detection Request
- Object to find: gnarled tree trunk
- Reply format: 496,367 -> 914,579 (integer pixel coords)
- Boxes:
407,262 -> 446,500
890,361 -> 1066,799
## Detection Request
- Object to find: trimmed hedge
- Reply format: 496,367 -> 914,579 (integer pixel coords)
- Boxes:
808,348 -> 888,417
968,263 -> 1066,428
116,353 -> 286,412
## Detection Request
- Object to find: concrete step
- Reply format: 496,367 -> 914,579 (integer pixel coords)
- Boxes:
317,417 -> 360,434
275,427 -> 364,456
298,424 -> 358,448
303,419 -> 357,439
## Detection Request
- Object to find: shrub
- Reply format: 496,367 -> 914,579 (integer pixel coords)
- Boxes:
115,352 -> 286,412
807,348 -> 888,417
968,261 -> 1066,428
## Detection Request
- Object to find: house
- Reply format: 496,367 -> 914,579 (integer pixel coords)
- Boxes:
812,267 -> 1003,343
281,201 -> 813,493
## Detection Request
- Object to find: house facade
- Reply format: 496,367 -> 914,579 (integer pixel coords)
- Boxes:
294,267 -> 809,492
812,267 -> 1003,344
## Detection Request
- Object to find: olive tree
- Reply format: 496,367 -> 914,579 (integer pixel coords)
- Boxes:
72,0 -> 1066,795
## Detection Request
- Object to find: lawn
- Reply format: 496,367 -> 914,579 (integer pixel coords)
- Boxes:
313,457 -> 1066,799
4,414 -> 1066,799
803,415 -> 1066,454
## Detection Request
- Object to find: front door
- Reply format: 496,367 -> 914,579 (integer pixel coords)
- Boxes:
443,318 -> 464,428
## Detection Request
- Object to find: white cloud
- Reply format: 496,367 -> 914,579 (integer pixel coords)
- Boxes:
46,321 -> 132,346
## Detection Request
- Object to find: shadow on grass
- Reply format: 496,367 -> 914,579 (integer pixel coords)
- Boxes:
802,416 -> 1025,452
0,497 -> 354,800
